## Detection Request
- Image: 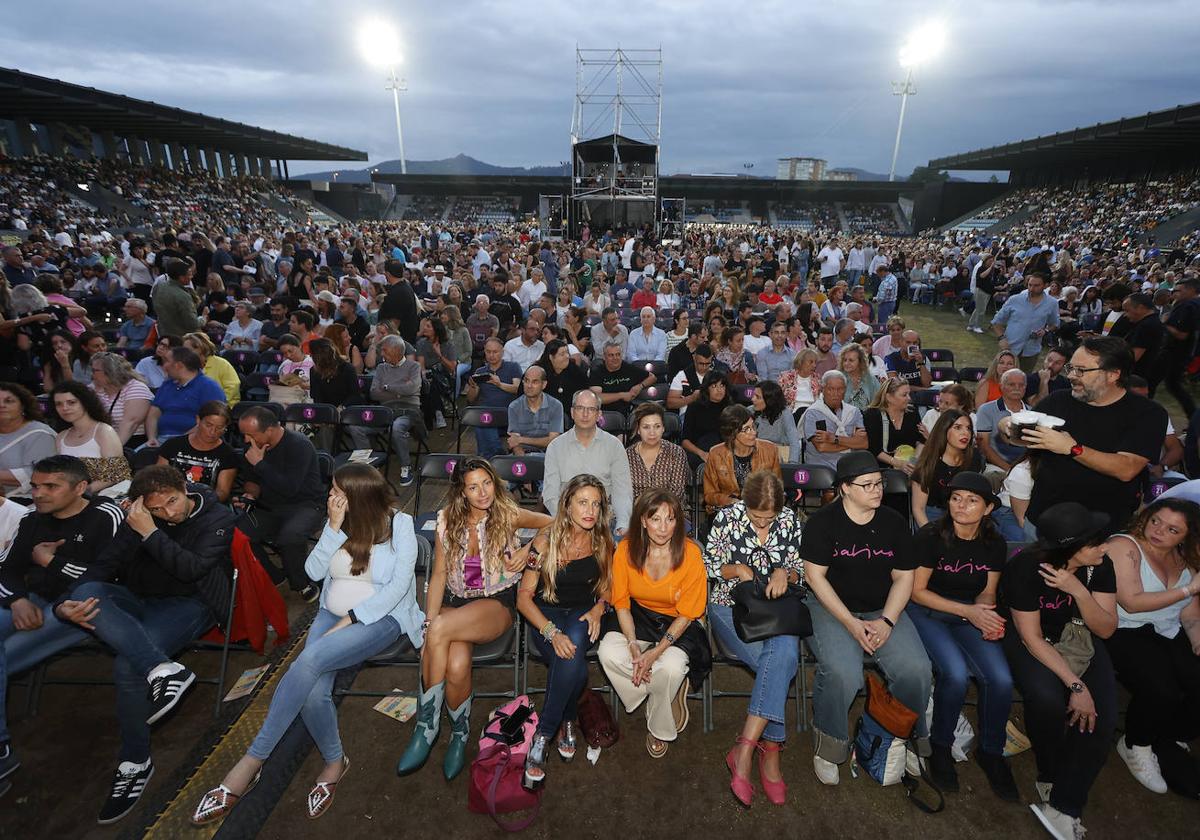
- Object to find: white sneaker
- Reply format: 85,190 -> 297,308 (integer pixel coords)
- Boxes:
905,749 -> 923,777
1117,738 -> 1168,794
1035,781 -> 1053,803
813,755 -> 840,785
434,411 -> 447,429
1030,803 -> 1085,840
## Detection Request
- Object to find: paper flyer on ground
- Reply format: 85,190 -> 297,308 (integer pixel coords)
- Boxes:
373,691 -> 418,722
224,665 -> 271,702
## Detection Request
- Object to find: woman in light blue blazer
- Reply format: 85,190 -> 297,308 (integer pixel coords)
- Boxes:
192,463 -> 423,825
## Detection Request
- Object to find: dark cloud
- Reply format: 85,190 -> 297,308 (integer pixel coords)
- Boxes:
2,1 -> 1196,178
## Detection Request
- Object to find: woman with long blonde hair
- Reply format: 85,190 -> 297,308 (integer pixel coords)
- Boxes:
397,457 -> 551,781
516,474 -> 615,788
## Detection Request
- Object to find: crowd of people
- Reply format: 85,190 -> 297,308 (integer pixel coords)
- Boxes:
0,155 -> 1199,838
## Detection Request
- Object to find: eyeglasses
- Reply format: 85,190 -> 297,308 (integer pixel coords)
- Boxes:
849,479 -> 885,492
1063,364 -> 1103,377
572,405 -> 599,414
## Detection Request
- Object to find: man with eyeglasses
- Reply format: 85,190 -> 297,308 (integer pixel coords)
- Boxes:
998,336 -> 1166,531
542,390 -> 632,535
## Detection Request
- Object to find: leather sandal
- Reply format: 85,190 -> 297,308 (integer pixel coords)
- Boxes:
645,733 -> 668,759
306,756 -> 350,820
191,770 -> 261,826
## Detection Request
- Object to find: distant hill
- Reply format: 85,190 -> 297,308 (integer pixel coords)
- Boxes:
297,154 -> 568,182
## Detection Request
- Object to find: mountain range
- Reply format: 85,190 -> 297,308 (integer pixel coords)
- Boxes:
295,156 -> 953,183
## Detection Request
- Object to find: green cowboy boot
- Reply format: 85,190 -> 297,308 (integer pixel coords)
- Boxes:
442,693 -> 473,781
396,681 -> 444,776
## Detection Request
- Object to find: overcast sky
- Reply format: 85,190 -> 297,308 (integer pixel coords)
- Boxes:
3,0 -> 1198,178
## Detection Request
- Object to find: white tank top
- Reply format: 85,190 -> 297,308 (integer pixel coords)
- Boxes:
1114,533 -> 1193,639
58,424 -> 102,459
323,548 -> 377,617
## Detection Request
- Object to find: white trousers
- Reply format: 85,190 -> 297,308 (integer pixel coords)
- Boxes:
597,631 -> 689,741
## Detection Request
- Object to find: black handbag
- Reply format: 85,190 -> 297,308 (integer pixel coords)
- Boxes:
731,574 -> 812,643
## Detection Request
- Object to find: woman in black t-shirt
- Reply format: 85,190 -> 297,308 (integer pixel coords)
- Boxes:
907,472 -> 1016,800
681,370 -> 732,469
155,400 -> 238,502
910,409 -> 983,528
799,450 -> 931,785
999,502 -> 1118,840
516,474 -> 614,789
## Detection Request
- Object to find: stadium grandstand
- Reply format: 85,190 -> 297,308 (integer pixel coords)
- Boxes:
2,54 -> 1200,840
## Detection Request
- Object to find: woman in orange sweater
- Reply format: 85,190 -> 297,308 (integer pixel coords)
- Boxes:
597,488 -> 711,758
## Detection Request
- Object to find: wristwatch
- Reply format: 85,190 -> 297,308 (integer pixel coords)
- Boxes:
1069,443 -> 1084,458
1068,681 -> 1085,694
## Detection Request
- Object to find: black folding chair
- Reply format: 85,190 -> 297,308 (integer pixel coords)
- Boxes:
413,453 -> 466,534
780,462 -> 836,514
221,349 -> 260,376
924,348 -> 955,368
334,405 -> 395,478
456,406 -> 508,453
597,410 -> 627,440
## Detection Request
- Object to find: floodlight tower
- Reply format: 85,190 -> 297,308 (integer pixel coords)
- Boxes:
359,18 -> 408,174
888,22 -> 945,182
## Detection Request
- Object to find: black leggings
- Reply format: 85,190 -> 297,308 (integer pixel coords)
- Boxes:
1003,629 -> 1116,819
1105,624 -> 1200,747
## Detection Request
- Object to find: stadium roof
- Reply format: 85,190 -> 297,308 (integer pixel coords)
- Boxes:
0,67 -> 367,161
929,101 -> 1200,172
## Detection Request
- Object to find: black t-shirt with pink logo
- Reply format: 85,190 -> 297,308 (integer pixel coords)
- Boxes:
801,500 -> 915,613
1000,549 -> 1116,643
913,522 -> 1006,604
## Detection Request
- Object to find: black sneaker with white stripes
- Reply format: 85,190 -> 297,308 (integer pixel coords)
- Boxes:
146,666 -> 196,725
97,760 -> 154,824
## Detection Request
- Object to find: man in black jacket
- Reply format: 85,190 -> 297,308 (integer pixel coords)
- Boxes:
234,405 -> 325,600
377,258 -> 418,343
56,465 -> 234,825
0,456 -> 124,787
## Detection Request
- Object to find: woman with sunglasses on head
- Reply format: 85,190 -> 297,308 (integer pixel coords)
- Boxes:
705,470 -> 802,807
516,475 -> 615,789
908,472 -> 1017,801
192,463 -> 422,825
801,450 -> 932,786
999,503 -> 1118,840
1105,498 -> 1200,797
397,458 -> 551,781
597,488 -> 709,759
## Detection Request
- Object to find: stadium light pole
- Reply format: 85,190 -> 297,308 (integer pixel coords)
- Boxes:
359,19 -> 408,175
888,21 -> 945,182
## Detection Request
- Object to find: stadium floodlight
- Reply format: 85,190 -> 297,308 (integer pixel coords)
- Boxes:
358,17 -> 408,174
889,21 -> 946,182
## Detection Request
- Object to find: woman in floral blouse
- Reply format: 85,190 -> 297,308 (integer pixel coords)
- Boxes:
704,470 -> 803,807
626,401 -> 690,504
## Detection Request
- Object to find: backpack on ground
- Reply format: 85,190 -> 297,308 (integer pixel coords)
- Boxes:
467,695 -> 542,832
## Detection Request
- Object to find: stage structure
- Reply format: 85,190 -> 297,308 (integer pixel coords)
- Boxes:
569,47 -> 662,238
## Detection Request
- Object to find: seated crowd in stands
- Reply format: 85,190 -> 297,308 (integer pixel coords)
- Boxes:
0,157 -> 1199,838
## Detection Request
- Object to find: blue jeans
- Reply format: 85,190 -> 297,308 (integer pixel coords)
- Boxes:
529,605 -> 594,738
875,299 -> 896,324
454,362 -> 472,397
806,596 -> 931,763
249,609 -> 400,763
846,269 -> 863,287
906,604 -> 1012,755
475,426 -> 503,460
708,604 -> 799,743
0,594 -> 90,742
71,581 -> 214,762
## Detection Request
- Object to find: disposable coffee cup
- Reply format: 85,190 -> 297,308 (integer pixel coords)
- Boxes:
1010,410 -> 1041,440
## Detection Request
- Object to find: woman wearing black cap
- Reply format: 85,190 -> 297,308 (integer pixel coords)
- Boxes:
908,472 -> 1017,800
1000,502 -> 1118,840
800,449 -> 932,786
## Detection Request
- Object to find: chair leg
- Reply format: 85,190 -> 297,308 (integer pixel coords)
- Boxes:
214,568 -> 240,719
797,638 -> 809,732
